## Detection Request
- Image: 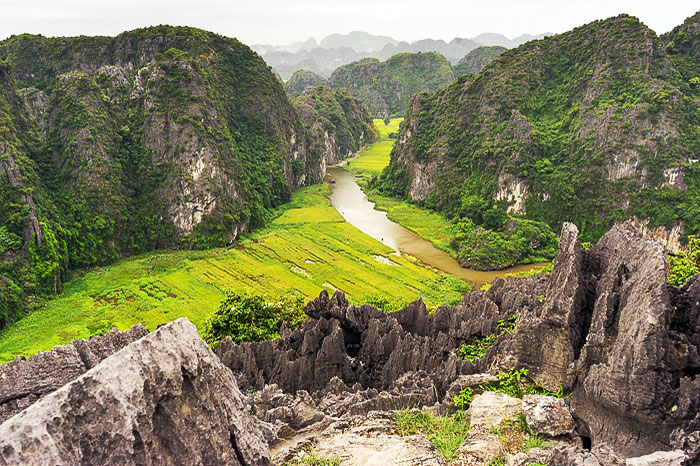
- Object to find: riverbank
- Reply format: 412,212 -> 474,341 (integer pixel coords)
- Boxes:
346,119 -> 555,273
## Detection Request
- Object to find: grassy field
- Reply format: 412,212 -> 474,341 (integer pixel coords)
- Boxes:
346,118 -> 401,180
0,183 -> 469,362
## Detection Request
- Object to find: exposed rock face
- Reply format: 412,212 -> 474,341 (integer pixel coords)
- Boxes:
0,318 -> 271,465
0,324 -> 148,424
468,392 -> 522,430
218,221 -> 700,458
293,85 -> 375,168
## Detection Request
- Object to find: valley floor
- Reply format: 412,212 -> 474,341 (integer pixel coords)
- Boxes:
0,183 -> 468,362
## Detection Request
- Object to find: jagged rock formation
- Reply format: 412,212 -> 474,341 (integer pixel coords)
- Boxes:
0,318 -> 271,465
452,46 -> 507,76
0,324 -> 148,424
293,86 -> 375,167
218,221 -> 700,459
0,26 -> 373,326
285,69 -> 328,95
1,221 -> 698,463
380,13 -> 700,244
328,52 -> 455,116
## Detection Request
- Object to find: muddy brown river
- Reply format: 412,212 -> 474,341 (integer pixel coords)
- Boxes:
327,166 -> 548,287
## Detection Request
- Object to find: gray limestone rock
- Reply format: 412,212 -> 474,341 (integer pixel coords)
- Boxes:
0,318 -> 270,466
523,395 -> 576,438
0,324 -> 148,424
626,450 -> 688,466
216,221 -> 700,459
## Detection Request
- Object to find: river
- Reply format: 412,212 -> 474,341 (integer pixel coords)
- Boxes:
326,166 -> 547,287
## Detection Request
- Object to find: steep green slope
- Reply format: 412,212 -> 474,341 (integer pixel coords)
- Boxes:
452,46 -> 507,76
285,69 -> 327,95
294,86 -> 376,165
0,60 -> 65,327
328,52 -> 455,117
0,26 -> 343,328
663,11 -> 700,98
380,14 -> 700,243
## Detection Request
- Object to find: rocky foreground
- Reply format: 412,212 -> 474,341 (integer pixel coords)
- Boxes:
0,222 -> 698,465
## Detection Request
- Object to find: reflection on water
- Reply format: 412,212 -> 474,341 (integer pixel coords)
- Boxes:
327,166 -> 547,287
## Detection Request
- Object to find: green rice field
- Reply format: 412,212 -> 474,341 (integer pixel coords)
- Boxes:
0,183 -> 468,362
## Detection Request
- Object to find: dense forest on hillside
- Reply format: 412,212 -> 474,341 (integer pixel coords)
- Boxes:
294,85 -> 376,164
452,46 -> 507,76
328,52 -> 455,117
0,27 -> 374,328
379,13 -> 700,244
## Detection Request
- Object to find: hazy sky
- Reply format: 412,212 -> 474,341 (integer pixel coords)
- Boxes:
1,1 -> 698,45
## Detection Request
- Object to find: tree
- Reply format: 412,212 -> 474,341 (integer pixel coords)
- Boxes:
203,291 -> 306,348
668,236 -> 700,286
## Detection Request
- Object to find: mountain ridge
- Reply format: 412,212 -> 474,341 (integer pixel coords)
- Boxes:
379,13 -> 700,243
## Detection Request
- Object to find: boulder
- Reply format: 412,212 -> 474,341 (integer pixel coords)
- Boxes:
508,447 -> 552,466
468,391 -> 522,431
549,443 -> 625,466
522,395 -> 576,438
0,318 -> 270,465
0,324 -> 148,424
626,450 -> 688,466
457,431 -> 506,463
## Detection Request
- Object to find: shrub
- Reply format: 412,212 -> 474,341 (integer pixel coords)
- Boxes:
457,315 -> 516,362
285,451 -> 341,466
668,236 -> 700,286
480,368 -> 566,399
203,291 -> 306,348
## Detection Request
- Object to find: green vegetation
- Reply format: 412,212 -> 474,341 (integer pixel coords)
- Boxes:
328,52 -> 455,117
394,408 -> 470,461
480,368 -> 566,399
350,119 -> 557,270
380,14 -> 700,244
285,451 -> 341,466
525,434 -> 548,451
452,217 -> 558,270
346,118 -> 400,183
0,26 -> 340,328
285,69 -> 328,95
668,236 -> 700,286
203,291 -> 305,349
453,46 -> 507,76
457,315 -> 516,362
0,184 -> 469,362
294,85 -> 375,161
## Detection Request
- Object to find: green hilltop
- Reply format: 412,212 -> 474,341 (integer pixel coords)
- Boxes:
328,52 -> 455,117
379,13 -> 700,244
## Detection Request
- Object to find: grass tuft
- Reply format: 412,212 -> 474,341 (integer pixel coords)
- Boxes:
394,408 -> 470,461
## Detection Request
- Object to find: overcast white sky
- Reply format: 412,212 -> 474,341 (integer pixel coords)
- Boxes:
1,1 -> 698,45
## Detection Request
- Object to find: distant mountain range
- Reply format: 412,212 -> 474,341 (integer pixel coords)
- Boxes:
252,31 -> 550,79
